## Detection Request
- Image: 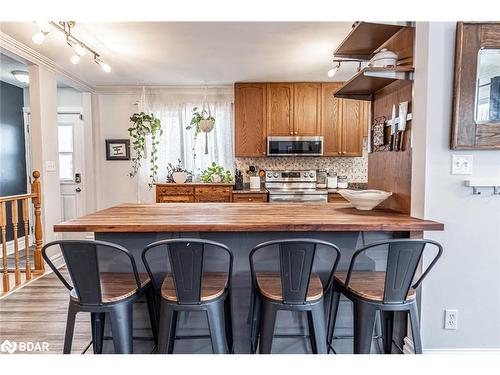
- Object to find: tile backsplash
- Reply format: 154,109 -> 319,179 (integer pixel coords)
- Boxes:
235,151 -> 368,183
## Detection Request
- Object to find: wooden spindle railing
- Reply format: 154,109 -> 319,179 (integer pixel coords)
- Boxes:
0,171 -> 44,295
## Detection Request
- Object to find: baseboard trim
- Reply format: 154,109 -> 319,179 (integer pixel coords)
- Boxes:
424,348 -> 500,354
404,336 -> 500,354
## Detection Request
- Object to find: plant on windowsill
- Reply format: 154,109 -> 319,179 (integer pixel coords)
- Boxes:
128,112 -> 163,188
200,162 -> 233,183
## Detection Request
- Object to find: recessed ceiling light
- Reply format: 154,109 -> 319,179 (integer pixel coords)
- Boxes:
12,70 -> 29,84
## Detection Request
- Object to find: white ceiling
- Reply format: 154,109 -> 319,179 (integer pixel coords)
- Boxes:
0,22 -> 358,87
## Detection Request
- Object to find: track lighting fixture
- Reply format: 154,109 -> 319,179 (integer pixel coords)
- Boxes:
327,62 -> 341,77
327,57 -> 365,78
31,21 -> 111,73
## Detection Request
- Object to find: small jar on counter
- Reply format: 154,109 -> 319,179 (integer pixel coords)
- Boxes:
327,172 -> 338,189
337,175 -> 348,189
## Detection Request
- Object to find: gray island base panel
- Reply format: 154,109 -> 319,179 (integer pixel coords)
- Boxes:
92,230 -> 407,354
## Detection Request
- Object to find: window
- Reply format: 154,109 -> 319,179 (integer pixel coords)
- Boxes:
58,124 -> 74,181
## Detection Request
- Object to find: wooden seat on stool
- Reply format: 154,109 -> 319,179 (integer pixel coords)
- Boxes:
256,271 -> 323,302
335,271 -> 416,302
161,272 -> 228,302
70,272 -> 150,303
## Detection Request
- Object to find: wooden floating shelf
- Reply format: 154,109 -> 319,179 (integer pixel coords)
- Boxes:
334,22 -> 407,60
334,67 -> 414,101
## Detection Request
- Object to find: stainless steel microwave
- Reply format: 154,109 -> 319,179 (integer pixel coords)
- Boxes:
267,136 -> 323,156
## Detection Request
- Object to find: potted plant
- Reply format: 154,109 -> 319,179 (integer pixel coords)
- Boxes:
201,162 -> 233,183
186,106 -> 215,164
128,112 -> 163,188
166,159 -> 191,183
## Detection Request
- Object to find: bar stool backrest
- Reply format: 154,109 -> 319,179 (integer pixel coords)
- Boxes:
250,239 -> 341,305
41,240 -> 142,306
346,239 -> 443,304
141,238 -> 233,305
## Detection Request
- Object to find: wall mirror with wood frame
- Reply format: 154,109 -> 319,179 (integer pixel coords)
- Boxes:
451,22 -> 500,150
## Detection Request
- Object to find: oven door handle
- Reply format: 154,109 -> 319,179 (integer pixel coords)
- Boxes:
269,194 -> 328,203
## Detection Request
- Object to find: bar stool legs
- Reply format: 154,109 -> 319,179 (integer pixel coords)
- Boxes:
249,292 -> 262,354
109,303 -> 134,354
327,288 -> 341,350
63,303 -> 78,354
353,302 -> 377,354
308,300 -> 327,354
157,296 -> 231,354
157,300 -> 177,354
380,311 -> 394,354
91,312 -> 106,354
207,301 -> 229,354
408,303 -> 423,354
224,291 -> 234,353
145,287 -> 159,346
258,300 -> 278,354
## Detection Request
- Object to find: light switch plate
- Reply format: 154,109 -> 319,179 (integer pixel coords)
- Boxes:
45,160 -> 57,172
452,154 -> 473,175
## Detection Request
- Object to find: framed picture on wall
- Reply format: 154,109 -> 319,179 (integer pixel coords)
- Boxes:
105,139 -> 130,160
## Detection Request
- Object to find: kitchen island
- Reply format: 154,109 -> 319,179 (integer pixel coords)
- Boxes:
54,203 -> 443,354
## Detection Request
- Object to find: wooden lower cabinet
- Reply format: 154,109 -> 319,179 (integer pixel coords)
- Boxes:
195,186 -> 232,202
156,184 -> 233,203
232,192 -> 268,203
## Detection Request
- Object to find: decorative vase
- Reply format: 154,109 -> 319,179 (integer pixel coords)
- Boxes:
211,174 -> 222,183
172,171 -> 188,183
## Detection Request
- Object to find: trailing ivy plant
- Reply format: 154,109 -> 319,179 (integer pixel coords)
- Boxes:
128,112 -> 163,188
200,162 -> 233,183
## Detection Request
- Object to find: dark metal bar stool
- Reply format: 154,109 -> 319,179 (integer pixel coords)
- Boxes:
249,239 -> 341,354
141,238 -> 233,354
42,240 -> 158,354
327,239 -> 443,354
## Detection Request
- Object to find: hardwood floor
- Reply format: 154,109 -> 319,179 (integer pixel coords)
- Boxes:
0,268 -> 92,354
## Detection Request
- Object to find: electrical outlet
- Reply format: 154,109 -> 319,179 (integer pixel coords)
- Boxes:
444,309 -> 458,330
452,154 -> 473,175
45,160 -> 57,172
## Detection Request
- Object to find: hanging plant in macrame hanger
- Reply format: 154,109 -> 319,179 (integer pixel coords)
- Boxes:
199,100 -> 215,154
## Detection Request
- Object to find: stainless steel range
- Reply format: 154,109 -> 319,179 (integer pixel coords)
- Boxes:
265,170 -> 328,203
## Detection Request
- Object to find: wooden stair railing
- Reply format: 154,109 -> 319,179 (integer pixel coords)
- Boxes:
0,171 -> 44,294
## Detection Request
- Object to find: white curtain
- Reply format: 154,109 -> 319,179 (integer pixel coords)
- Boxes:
137,88 -> 234,202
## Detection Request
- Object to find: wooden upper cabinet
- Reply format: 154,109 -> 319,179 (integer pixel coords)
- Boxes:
341,99 -> 364,156
234,83 -> 267,157
293,83 -> 321,136
321,83 -> 369,157
321,83 -> 343,156
267,83 -> 294,136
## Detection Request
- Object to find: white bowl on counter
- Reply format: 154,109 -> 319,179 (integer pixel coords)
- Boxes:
337,189 -> 392,210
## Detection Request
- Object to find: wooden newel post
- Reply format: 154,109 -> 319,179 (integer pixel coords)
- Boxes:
31,171 -> 44,273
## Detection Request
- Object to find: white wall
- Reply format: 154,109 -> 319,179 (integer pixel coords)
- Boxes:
97,93 -> 139,208
28,65 -> 61,242
24,86 -> 83,107
413,22 -> 500,351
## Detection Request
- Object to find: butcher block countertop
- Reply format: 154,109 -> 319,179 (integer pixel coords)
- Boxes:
54,203 -> 444,233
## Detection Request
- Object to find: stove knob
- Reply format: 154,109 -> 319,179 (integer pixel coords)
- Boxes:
273,172 -> 279,178
303,172 -> 308,177
309,172 -> 315,178
266,172 -> 272,178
